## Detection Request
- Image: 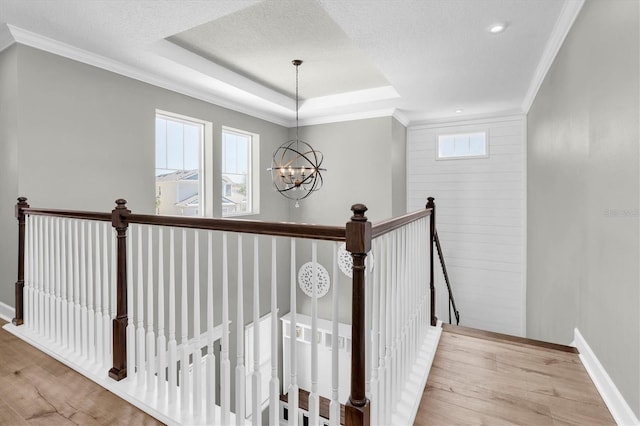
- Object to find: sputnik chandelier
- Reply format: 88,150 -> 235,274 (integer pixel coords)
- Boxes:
268,60 -> 325,208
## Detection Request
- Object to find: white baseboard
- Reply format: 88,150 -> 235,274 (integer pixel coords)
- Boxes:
574,328 -> 640,425
0,301 -> 15,323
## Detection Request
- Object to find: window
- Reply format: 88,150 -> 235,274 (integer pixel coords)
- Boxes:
437,131 -> 488,160
155,112 -> 205,216
222,127 -> 258,217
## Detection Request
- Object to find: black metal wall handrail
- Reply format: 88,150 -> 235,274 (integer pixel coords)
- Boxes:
434,229 -> 460,325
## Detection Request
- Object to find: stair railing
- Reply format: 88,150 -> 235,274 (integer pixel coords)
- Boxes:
11,196 -> 452,426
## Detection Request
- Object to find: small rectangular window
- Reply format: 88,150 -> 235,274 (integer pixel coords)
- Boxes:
437,131 -> 488,160
155,113 -> 205,216
222,127 -> 258,217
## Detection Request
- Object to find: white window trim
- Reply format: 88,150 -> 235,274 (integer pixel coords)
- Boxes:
221,126 -> 260,217
435,129 -> 489,161
156,109 -> 213,217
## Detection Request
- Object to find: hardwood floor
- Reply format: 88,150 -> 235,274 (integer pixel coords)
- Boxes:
415,325 -> 615,426
0,320 -> 163,426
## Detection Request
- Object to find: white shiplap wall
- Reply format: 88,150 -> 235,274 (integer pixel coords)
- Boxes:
407,115 -> 526,336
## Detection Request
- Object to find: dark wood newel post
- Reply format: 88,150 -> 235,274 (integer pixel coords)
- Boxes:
426,197 -> 437,326
345,204 -> 371,426
13,197 -> 30,326
109,199 -> 130,381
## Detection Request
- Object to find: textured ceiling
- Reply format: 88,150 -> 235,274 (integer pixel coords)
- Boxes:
168,0 -> 389,99
0,0 -> 579,125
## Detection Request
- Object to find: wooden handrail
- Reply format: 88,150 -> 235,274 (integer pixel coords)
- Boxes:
22,208 -> 112,222
126,214 -> 346,241
371,208 -> 432,238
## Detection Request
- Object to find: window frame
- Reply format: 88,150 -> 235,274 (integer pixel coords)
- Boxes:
155,110 -> 213,217
221,126 -> 260,217
436,130 -> 489,161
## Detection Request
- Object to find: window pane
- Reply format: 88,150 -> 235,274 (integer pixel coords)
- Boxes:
438,136 -> 455,157
469,133 -> 486,155
155,118 -> 167,169
236,135 -> 249,174
453,135 -> 469,156
184,125 -> 199,170
224,133 -> 237,174
166,120 -> 184,170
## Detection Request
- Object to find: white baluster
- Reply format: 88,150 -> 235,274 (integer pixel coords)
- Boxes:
44,216 -> 50,338
370,237 -> 380,426
384,233 -> 392,426
65,219 -> 73,348
193,231 -> 202,420
180,229 -> 190,412
157,227 -> 167,401
236,234 -> 246,423
104,222 -> 112,363
309,241 -> 319,425
55,218 -> 62,345
25,215 -> 32,329
24,215 -> 31,328
88,221 -> 95,362
288,238 -> 298,426
206,231 -> 217,425
365,240 -> 372,400
39,216 -> 44,335
48,216 -> 55,339
60,219 -> 69,348
95,222 -> 103,366
74,221 -> 81,354
221,233 -> 231,425
168,228 -> 178,405
329,242 -> 340,426
269,237 -> 279,426
252,235 -> 261,426
80,221 -> 89,358
137,226 -> 146,385
378,237 -> 388,425
126,223 -> 135,376
147,226 -> 156,390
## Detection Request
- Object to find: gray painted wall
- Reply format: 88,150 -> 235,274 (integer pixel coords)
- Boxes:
290,116 -> 401,225
391,117 -> 407,217
287,116 -> 407,321
0,45 -> 19,306
527,0 -> 640,415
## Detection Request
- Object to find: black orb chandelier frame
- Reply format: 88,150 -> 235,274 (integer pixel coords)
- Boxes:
268,60 -> 326,207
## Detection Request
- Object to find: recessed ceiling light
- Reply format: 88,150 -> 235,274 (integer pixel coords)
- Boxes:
455,109 -> 463,114
488,23 -> 507,34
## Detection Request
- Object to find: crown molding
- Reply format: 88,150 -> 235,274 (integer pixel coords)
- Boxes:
0,24 -> 16,53
297,108 -> 398,127
392,110 -> 410,127
408,111 -> 525,129
521,0 -> 585,112
6,25 -> 292,127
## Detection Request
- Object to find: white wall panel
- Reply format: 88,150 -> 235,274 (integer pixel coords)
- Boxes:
407,115 -> 525,336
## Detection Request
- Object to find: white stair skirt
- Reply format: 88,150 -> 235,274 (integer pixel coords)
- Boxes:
391,323 -> 442,426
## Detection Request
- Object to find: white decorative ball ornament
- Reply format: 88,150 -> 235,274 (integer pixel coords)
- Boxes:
298,262 -> 331,298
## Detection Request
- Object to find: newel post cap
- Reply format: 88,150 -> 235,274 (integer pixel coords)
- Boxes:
350,203 -> 368,222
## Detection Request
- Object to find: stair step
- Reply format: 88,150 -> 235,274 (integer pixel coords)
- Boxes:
441,323 -> 578,354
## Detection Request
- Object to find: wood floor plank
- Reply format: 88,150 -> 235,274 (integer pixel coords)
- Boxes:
415,328 -> 616,425
0,321 -> 163,425
0,396 -> 30,426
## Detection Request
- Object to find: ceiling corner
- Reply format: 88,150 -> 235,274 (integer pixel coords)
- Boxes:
0,23 -> 16,53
